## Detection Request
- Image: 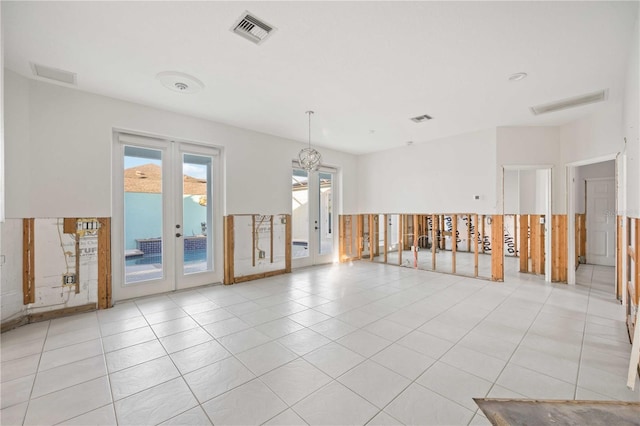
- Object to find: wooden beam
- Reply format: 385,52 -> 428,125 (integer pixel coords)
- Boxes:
452,215 -> 457,274
474,214 -> 479,277
23,218 -> 35,305
357,215 -> 363,259
467,214 -> 472,252
339,215 -> 346,262
491,215 -> 504,281
285,214 -> 292,273
369,214 -> 375,261
398,214 -> 403,265
74,234 -> 81,294
383,214 -> 388,263
252,215 -> 256,267
519,215 -> 529,273
223,216 -> 235,284
97,218 -> 112,309
270,215 -> 274,263
481,215 -> 486,254
432,214 -> 437,270
552,215 -> 567,282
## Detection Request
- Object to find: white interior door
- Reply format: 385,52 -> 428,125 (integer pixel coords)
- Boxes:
291,166 -> 336,267
586,178 -> 615,266
113,133 -> 221,301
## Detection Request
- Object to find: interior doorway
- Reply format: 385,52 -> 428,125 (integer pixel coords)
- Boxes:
585,177 -> 616,266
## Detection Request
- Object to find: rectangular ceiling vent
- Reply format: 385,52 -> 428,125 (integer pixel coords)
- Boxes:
530,89 -> 608,115
30,63 -> 77,85
231,12 -> 275,45
410,114 -> 433,123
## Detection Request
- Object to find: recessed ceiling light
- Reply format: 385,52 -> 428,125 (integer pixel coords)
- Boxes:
156,71 -> 204,94
407,141 -> 414,146
508,72 -> 528,82
410,114 -> 433,123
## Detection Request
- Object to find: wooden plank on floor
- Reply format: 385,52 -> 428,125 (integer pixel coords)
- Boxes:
491,215 -> 504,281
23,218 -> 35,305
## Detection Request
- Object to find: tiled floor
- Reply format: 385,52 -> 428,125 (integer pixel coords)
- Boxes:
1,262 -> 638,425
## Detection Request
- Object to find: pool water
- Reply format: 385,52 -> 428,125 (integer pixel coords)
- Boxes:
126,249 -> 207,266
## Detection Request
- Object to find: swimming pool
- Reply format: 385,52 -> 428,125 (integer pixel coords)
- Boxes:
125,249 -> 207,266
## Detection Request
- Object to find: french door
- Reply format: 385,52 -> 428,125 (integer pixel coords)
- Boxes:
113,133 -> 222,301
291,165 -> 337,267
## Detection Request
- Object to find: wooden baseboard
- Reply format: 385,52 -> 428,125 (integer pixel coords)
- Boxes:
1,303 -> 97,333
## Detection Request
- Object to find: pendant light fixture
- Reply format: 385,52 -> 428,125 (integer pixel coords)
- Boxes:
298,111 -> 322,172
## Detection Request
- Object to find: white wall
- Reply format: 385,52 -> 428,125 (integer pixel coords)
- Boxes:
357,128 -> 497,214
496,127 -> 562,213
4,70 -> 358,218
574,160 -> 615,213
622,10 -> 639,218
503,169 -> 519,214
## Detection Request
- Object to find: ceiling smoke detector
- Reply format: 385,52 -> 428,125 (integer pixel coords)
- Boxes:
156,71 -> 204,94
530,89 -> 608,115
30,62 -> 76,85
410,114 -> 433,123
231,11 -> 276,45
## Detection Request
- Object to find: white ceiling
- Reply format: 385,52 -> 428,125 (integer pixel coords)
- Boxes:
3,1 -> 638,154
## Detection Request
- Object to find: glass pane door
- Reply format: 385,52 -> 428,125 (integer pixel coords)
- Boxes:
292,167 -> 336,267
176,145 -> 220,289
113,134 -> 221,301
124,146 -> 165,284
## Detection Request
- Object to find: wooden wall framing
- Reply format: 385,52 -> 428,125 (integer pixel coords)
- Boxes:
551,215 -> 568,282
576,213 -> 587,265
223,214 -> 291,285
491,215 -> 504,281
22,218 -> 35,305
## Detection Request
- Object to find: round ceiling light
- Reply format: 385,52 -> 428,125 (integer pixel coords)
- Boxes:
508,72 -> 528,82
156,71 -> 204,94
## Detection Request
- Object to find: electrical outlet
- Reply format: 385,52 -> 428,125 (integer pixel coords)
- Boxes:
62,273 -> 76,285
258,250 -> 266,259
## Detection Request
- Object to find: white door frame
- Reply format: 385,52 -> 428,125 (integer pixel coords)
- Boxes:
566,153 -> 619,289
112,130 -> 223,301
503,165 -> 553,283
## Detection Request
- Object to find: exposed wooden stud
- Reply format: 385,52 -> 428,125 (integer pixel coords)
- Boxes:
285,214 -> 292,273
374,215 -> 380,257
23,218 -> 35,305
474,214 -> 479,277
491,215 -> 504,281
514,215 -> 519,256
431,214 -> 437,270
440,215 -> 446,250
530,215 -> 545,275
551,215 -> 567,282
339,215 -> 345,262
452,215 -> 457,274
467,214 -> 472,252
97,218 -> 112,309
576,213 -> 586,265
481,215 -> 486,254
398,214 -> 403,265
519,215 -> 529,273
270,215 -> 274,263
369,214 -> 375,261
63,218 -> 76,234
252,215 -> 256,268
357,215 -> 364,259
384,214 -> 388,263
74,234 -> 80,294
223,216 -> 235,284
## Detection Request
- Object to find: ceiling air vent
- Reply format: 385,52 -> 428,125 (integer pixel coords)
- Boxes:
530,89 -> 608,115
30,63 -> 76,85
231,12 -> 275,45
410,114 -> 433,123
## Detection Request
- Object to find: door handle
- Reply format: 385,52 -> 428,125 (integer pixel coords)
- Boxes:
176,233 -> 182,238
314,226 -> 318,230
